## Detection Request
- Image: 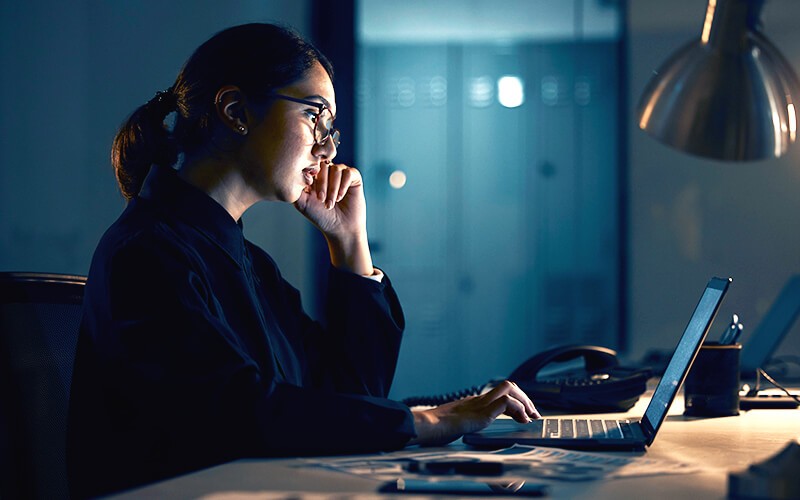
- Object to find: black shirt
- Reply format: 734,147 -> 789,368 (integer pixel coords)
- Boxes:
67,166 -> 414,498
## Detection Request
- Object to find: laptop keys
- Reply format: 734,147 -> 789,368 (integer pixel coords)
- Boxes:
527,418 -> 632,439
575,419 -> 590,438
560,419 -> 575,438
604,420 -> 623,438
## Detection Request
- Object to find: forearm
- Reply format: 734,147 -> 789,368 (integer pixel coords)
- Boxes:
262,384 -> 416,455
325,231 -> 374,276
407,409 -> 442,446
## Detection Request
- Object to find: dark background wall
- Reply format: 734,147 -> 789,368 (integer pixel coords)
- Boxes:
0,0 -> 315,293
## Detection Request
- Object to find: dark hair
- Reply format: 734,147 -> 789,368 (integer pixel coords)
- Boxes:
111,23 -> 333,200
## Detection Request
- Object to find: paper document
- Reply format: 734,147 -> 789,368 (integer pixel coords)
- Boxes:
301,444 -> 702,483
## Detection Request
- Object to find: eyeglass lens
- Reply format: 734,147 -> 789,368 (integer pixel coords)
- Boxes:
316,108 -> 340,147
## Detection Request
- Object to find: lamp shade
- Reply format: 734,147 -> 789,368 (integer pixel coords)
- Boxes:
637,0 -> 799,161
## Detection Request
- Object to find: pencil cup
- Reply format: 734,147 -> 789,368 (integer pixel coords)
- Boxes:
684,342 -> 741,417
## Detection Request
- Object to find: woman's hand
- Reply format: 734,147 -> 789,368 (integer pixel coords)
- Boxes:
407,381 -> 541,447
294,161 -> 373,276
295,161 -> 366,237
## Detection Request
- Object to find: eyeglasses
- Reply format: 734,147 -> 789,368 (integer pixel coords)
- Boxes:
270,94 -> 341,148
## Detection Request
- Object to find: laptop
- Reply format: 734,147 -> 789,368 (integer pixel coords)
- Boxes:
740,275 -> 800,379
738,275 -> 800,408
463,276 -> 731,452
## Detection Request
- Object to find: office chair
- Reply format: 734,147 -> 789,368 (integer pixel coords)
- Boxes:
0,272 -> 86,500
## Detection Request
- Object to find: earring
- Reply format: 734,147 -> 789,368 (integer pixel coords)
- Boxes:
237,125 -> 247,135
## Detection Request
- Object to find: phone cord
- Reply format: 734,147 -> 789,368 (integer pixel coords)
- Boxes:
400,381 -> 498,407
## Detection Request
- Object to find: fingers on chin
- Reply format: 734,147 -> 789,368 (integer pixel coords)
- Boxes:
336,169 -> 352,201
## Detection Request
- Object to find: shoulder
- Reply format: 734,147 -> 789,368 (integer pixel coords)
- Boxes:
96,202 -> 198,271
87,201 -> 209,300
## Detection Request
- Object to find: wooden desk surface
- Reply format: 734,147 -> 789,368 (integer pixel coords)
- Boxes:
110,395 -> 800,499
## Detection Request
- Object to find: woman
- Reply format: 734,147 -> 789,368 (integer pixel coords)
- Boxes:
67,23 -> 539,498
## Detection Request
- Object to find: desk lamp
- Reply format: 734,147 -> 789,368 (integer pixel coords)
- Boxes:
637,0 -> 799,161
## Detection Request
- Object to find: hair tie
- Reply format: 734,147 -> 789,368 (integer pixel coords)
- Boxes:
147,86 -> 178,113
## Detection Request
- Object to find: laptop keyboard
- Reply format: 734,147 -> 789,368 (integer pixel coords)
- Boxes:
530,418 -> 635,439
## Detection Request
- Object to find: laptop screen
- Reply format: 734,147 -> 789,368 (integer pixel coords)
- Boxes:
641,277 -> 730,442
740,275 -> 800,377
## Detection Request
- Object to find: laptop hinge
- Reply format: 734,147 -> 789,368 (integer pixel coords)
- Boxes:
641,418 -> 657,445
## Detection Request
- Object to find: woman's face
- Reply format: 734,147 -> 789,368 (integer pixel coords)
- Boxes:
239,61 -> 337,203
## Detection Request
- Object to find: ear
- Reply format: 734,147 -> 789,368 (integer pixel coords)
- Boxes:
214,85 -> 249,136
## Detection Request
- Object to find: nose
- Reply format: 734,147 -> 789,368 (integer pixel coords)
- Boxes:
314,135 -> 337,162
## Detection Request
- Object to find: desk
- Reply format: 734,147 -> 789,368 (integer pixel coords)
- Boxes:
109,395 -> 799,499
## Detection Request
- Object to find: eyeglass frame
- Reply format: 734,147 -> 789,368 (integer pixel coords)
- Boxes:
269,94 -> 341,148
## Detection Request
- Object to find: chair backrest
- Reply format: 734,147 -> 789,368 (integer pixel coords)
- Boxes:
0,272 -> 86,500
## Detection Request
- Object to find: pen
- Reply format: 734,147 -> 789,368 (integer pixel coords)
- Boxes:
728,323 -> 743,344
719,314 -> 739,344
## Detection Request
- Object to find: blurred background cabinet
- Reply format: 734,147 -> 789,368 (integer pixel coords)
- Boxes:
357,41 -> 623,399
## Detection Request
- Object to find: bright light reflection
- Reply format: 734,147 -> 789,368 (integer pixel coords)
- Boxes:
772,100 -> 783,157
389,170 -> 407,189
497,76 -> 524,108
701,0 -> 717,44
638,76 -> 672,130
789,103 -> 797,141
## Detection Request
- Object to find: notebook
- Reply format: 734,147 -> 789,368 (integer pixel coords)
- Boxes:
463,276 -> 731,452
740,275 -> 800,378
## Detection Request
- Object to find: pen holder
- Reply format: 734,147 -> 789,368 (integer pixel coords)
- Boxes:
684,342 -> 741,417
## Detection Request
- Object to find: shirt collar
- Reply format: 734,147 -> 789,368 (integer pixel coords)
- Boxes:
138,165 -> 246,266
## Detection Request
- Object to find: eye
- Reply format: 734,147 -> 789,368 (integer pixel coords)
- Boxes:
303,109 -> 318,122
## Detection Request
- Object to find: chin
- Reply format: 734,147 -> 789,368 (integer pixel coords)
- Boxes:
286,185 -> 305,204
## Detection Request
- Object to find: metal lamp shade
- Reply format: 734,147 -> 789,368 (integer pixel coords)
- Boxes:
637,0 -> 799,161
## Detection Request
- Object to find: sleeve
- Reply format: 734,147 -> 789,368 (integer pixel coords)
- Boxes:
247,245 -> 405,399
363,268 -> 385,282
88,235 -> 415,469
319,265 -> 406,397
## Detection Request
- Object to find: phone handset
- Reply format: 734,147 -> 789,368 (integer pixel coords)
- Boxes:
509,345 -> 620,386
401,344 -> 652,413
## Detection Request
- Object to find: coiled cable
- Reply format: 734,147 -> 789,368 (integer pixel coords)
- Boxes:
401,381 -> 498,407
